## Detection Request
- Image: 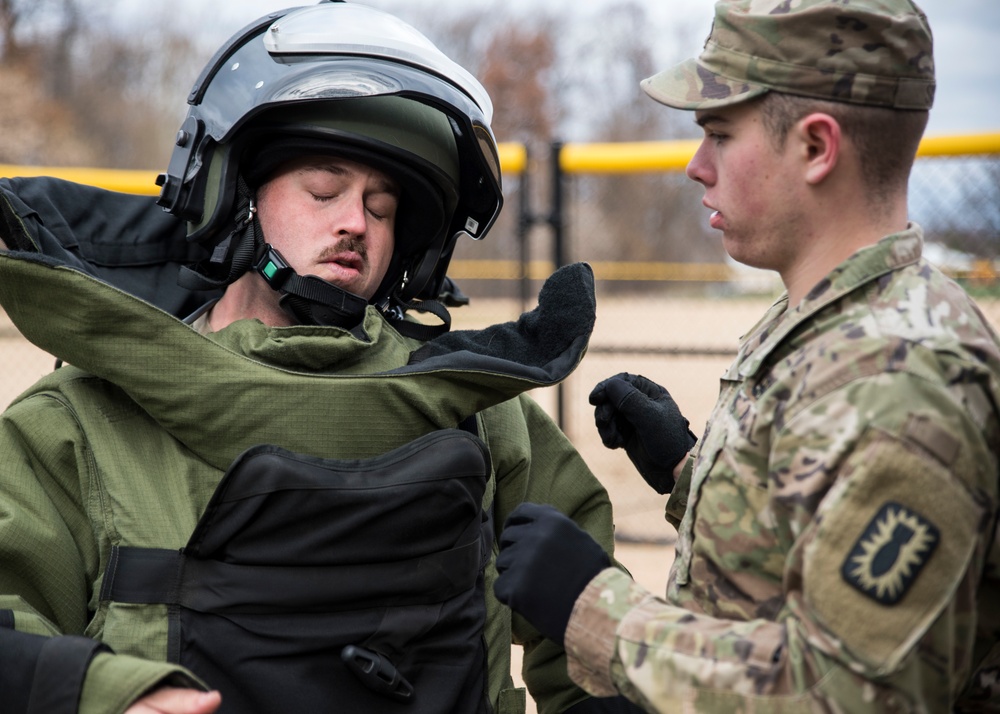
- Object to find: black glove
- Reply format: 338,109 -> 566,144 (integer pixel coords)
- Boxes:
589,372 -> 697,494
493,503 -> 611,647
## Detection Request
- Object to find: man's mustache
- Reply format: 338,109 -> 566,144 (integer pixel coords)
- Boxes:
317,237 -> 368,266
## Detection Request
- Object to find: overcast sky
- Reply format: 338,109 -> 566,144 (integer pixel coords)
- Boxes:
177,0 -> 999,138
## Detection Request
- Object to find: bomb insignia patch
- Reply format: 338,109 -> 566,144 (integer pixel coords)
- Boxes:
841,501 -> 940,605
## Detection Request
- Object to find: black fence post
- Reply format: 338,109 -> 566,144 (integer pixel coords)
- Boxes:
550,140 -> 565,270
549,140 -> 566,430
516,145 -> 533,314
513,141 -> 569,431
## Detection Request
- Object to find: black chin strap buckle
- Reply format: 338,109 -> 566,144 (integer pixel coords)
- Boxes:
252,244 -> 369,331
253,245 -> 294,290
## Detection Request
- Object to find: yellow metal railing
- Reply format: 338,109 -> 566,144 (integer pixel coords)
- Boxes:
0,165 -> 163,195
497,142 -> 527,175
559,131 -> 1000,174
560,140 -> 701,174
2,132 -> 993,286
445,259 -> 735,282
915,132 -> 1000,158
1,132 -> 997,190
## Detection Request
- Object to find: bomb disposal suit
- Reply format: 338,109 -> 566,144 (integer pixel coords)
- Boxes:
0,4 -> 627,713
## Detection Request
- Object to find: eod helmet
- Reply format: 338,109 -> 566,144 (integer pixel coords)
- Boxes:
157,0 -> 502,330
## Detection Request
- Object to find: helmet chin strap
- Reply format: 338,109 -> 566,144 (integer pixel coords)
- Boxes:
255,243 -> 454,339
252,241 -> 370,331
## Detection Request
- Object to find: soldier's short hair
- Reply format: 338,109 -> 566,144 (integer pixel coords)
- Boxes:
757,92 -> 928,202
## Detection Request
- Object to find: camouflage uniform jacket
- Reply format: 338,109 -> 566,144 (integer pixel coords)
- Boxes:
565,225 -> 1000,712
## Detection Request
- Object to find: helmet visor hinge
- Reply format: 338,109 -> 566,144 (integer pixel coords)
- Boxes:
210,197 -> 258,265
156,115 -> 203,219
242,198 -> 258,228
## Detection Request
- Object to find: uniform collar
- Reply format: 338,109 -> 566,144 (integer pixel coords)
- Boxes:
734,224 -> 925,380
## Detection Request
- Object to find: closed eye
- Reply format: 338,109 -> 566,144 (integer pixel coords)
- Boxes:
365,194 -> 398,222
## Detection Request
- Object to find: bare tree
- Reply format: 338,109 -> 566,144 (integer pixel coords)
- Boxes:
479,20 -> 558,145
0,0 -> 64,62
0,0 -> 202,169
562,2 -> 724,276
437,11 -> 563,285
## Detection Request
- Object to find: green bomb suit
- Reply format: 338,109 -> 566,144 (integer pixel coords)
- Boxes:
0,177 -> 618,714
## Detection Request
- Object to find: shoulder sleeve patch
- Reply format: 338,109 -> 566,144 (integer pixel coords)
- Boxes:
841,501 -> 940,605
804,427 -> 983,675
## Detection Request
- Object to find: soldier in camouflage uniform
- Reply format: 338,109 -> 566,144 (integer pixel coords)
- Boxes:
493,0 -> 1000,711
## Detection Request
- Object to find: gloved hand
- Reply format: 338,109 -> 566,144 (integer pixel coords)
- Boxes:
493,503 -> 611,646
589,372 -> 697,494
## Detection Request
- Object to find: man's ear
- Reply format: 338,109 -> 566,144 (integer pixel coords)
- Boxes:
795,112 -> 841,185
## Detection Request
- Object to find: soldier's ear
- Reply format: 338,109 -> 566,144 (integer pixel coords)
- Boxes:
795,112 -> 841,186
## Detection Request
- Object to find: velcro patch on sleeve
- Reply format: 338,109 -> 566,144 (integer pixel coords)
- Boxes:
804,427 -> 981,675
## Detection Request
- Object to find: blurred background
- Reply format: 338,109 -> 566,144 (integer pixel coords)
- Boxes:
0,3 -> 997,700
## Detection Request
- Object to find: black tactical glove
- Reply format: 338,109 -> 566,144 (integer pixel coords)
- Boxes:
493,503 -> 611,647
589,372 -> 698,494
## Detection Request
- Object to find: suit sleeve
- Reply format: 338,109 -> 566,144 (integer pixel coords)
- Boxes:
0,393 -> 200,714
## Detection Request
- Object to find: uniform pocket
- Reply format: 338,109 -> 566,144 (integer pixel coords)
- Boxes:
497,686 -> 526,714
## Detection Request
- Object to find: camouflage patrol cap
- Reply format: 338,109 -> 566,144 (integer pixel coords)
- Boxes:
642,0 -> 935,111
